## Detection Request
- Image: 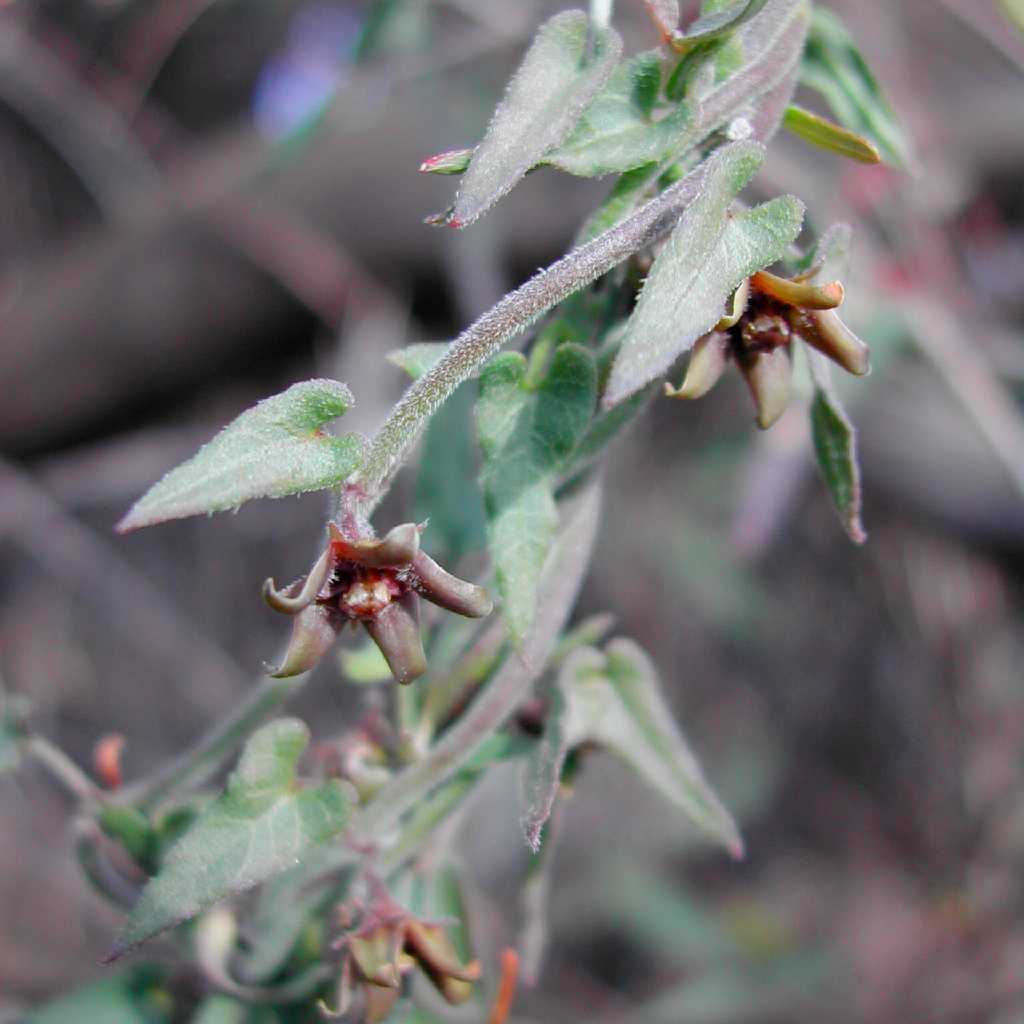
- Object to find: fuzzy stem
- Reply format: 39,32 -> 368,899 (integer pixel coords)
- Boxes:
28,736 -> 100,804
355,150 -> 743,504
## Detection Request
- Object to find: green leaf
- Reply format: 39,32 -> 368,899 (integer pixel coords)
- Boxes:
24,966 -> 170,1024
810,386 -> 866,544
108,719 -> 352,960
783,104 -> 881,163
419,148 -> 473,175
604,141 -> 804,407
675,0 -> 769,49
450,11 -> 621,226
477,346 -> 597,644
415,381 -> 487,563
117,380 -> 364,532
98,805 -> 159,873
388,342 -> 451,380
547,52 -> 693,178
800,6 -> 914,170
522,640 -> 742,855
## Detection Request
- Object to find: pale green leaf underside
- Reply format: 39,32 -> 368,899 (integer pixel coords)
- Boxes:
118,379 -> 364,532
522,640 -> 742,855
452,10 -> 621,226
547,52 -> 693,178
477,346 -> 597,644
604,140 -> 804,407
108,719 -> 351,960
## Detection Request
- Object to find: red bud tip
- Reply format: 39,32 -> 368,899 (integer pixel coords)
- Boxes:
93,733 -> 125,789
489,948 -> 520,1024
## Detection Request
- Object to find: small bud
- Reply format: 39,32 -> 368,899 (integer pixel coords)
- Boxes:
741,347 -> 793,429
364,593 -> 427,685
751,269 -> 845,310
790,308 -> 870,376
93,733 -> 125,790
664,332 -> 730,400
410,551 -> 493,618
419,148 -> 474,175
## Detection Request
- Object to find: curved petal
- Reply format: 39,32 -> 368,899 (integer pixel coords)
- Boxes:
329,522 -> 420,568
790,308 -> 870,376
665,331 -> 731,400
262,543 -> 334,615
364,593 -> 427,685
269,602 -> 343,678
741,347 -> 793,429
751,269 -> 844,310
410,552 -> 493,618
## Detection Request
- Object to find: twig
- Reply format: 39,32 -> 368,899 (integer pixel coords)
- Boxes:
27,737 -> 99,804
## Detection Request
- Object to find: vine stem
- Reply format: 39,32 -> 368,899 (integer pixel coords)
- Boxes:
27,736 -> 100,804
355,480 -> 601,842
354,146 -> 755,505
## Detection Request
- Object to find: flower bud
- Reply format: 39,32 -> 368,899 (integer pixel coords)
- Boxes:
751,269 -> 845,310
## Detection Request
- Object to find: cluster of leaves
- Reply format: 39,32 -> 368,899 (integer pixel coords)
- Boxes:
14,1 -> 911,1021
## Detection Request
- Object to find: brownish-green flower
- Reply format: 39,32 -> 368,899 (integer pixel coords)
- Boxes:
263,522 -> 492,684
665,268 -> 870,428
332,897 -> 481,1022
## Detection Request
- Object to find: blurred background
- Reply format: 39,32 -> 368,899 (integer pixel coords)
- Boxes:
1,0 -> 1023,1020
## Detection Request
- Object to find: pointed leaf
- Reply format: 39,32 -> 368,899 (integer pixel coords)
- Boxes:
451,11 -> 621,226
810,383 -> 866,544
117,380 -> 364,532
783,104 -> 881,163
477,345 -> 597,643
108,719 -> 352,960
520,647 -> 607,850
800,6 -> 914,170
604,141 -> 805,406
522,640 -> 742,856
548,52 -> 693,177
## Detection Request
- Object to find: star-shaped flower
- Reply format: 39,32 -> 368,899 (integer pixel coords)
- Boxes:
263,522 -> 492,684
665,268 -> 870,428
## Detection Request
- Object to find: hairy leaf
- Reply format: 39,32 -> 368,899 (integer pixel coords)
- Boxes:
108,719 -> 352,960
801,6 -> 914,170
604,141 -> 805,406
548,52 -> 692,177
451,11 -> 621,226
521,640 -> 741,855
117,380 -> 364,532
477,345 -> 597,644
783,104 -> 881,163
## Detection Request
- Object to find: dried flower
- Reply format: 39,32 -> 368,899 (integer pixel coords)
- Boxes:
665,268 -> 870,428
263,521 -> 492,684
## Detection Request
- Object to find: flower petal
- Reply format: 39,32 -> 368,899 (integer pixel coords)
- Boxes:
790,308 -> 870,376
751,269 -> 845,310
664,331 -> 731,400
742,347 -> 793,429
364,593 -> 427,685
269,603 -> 343,678
410,552 -> 493,618
262,543 -> 334,615
329,522 -> 420,568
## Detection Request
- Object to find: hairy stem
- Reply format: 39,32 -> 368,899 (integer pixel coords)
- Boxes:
28,736 -> 100,804
355,150 -> 747,503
